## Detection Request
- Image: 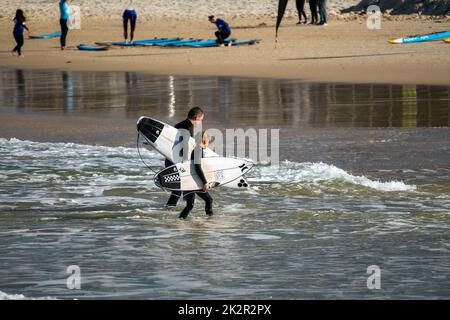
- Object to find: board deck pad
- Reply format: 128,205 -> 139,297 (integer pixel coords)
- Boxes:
155,157 -> 254,191
137,117 -> 252,189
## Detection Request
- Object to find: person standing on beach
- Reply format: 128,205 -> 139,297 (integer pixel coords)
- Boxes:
296,0 -> 307,25
309,0 -> 319,25
208,16 -> 232,47
165,107 -> 205,207
12,9 -> 30,57
59,0 -> 71,50
123,1 -> 138,43
318,0 -> 328,26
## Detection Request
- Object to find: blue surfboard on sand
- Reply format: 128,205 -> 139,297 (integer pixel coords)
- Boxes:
148,38 -> 203,47
187,39 -> 261,48
77,44 -> 109,51
96,38 -> 180,46
29,32 -> 62,39
389,30 -> 450,44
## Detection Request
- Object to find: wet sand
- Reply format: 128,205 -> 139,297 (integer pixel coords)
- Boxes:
1,18 -> 449,85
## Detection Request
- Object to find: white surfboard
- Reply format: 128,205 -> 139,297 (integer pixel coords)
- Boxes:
154,157 -> 253,191
137,117 -> 251,189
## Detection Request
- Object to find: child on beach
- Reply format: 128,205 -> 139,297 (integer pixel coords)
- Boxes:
296,0 -> 307,25
208,15 -> 232,47
59,0 -> 71,50
123,1 -> 138,43
12,9 -> 29,57
179,131 -> 214,219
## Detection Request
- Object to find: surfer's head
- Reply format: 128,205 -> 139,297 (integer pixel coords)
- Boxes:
188,107 -> 204,126
208,15 -> 216,23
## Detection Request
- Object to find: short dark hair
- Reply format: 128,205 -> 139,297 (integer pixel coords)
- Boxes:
188,107 -> 204,120
208,15 -> 215,21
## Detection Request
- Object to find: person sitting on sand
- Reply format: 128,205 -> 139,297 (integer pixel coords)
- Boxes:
208,15 -> 232,47
12,9 -> 30,57
123,0 -> 138,43
59,0 -> 71,50
296,0 -> 307,25
179,131 -> 214,219
309,0 -> 319,25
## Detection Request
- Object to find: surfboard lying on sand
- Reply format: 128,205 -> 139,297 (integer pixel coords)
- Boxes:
29,32 -> 62,39
137,117 -> 252,189
154,157 -> 254,191
77,44 -> 109,51
96,38 -> 180,46
189,39 -> 261,48
388,30 -> 450,44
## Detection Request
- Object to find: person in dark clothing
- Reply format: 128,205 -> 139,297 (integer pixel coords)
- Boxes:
166,107 -> 205,207
296,0 -> 307,25
59,0 -> 71,50
208,15 -> 231,47
309,0 -> 319,25
12,9 -> 29,57
123,1 -> 138,43
317,0 -> 328,26
179,131 -> 213,219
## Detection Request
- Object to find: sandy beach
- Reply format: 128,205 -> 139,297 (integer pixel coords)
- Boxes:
0,0 -> 449,85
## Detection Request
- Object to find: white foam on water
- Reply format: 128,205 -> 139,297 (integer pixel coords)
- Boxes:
245,234 -> 281,240
251,160 -> 416,192
0,290 -> 57,300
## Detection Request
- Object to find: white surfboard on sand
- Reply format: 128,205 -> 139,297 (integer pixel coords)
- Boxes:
137,117 -> 251,189
154,157 -> 253,191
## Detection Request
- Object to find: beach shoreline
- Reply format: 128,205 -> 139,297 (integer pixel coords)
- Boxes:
1,17 -> 449,86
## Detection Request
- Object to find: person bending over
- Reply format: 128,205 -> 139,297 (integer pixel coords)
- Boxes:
208,15 -> 231,47
123,1 -> 138,43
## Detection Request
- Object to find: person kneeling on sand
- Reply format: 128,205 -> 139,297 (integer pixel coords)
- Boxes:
208,15 -> 232,47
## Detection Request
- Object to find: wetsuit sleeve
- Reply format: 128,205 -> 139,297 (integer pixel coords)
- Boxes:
195,164 -> 207,185
193,149 -> 207,185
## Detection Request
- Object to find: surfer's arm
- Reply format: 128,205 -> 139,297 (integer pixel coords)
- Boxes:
194,164 -> 208,186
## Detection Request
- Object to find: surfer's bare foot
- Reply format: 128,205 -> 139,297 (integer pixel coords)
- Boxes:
227,42 -> 232,47
61,46 -> 65,51
219,44 -> 225,48
11,51 -> 16,57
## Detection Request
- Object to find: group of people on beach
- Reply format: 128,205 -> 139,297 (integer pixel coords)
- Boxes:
11,0 -> 234,56
296,0 -> 328,26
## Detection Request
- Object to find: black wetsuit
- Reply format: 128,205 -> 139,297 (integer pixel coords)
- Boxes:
309,0 -> 319,25
179,149 -> 213,219
296,0 -> 307,23
165,118 -> 194,206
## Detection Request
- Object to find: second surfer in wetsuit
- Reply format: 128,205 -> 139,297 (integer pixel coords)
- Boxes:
123,1 -> 138,43
166,107 -> 205,207
208,15 -> 231,47
179,131 -> 213,219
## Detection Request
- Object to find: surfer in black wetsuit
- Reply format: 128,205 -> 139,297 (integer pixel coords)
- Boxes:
165,107 -> 204,207
179,131 -> 213,219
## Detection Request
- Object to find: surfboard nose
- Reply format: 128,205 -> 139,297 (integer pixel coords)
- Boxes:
137,117 -> 164,143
